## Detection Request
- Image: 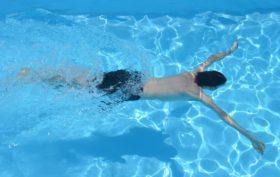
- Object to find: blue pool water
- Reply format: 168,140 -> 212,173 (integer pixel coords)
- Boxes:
0,5 -> 280,177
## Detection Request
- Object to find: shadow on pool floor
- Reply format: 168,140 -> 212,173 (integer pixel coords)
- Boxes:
17,127 -> 184,177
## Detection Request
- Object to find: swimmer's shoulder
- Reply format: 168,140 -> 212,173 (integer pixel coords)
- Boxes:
180,71 -> 204,99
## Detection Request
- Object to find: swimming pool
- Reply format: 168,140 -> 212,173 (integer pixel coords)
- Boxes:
0,1 -> 280,177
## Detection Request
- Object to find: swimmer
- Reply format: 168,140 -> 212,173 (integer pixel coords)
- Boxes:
141,40 -> 265,154
18,40 -> 265,154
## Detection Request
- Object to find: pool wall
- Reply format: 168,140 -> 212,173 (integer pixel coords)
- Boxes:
1,0 -> 280,17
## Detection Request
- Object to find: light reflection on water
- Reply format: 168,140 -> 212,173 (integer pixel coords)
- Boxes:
0,9 -> 279,177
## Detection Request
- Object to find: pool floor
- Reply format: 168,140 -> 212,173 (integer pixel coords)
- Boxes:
0,9 -> 280,177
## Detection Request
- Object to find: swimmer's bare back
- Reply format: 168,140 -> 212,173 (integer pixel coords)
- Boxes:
142,40 -> 265,154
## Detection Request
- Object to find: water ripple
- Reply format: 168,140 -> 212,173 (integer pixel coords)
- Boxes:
0,9 -> 280,177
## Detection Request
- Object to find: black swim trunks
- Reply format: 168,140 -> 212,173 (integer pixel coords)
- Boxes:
95,70 -> 143,101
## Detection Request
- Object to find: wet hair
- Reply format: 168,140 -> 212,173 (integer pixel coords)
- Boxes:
195,71 -> 227,87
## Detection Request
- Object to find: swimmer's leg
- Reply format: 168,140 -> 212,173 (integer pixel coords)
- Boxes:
17,68 -> 95,90
70,76 -> 92,89
18,68 -> 67,88
42,75 -> 68,89
43,74 -> 96,89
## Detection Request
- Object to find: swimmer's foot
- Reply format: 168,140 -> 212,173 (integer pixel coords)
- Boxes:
18,68 -> 31,76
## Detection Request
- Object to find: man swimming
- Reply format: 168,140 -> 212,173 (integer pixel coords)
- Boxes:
18,40 -> 265,154
142,41 -> 265,154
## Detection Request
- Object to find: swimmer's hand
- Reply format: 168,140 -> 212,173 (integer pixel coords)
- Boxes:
251,139 -> 265,155
229,40 -> 238,53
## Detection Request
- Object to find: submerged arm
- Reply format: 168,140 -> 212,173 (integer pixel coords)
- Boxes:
196,40 -> 238,72
200,94 -> 265,154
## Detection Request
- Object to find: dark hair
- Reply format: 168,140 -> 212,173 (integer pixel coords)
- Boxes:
195,71 -> 227,87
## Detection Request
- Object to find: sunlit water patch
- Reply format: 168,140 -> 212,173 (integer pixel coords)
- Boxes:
0,9 -> 280,177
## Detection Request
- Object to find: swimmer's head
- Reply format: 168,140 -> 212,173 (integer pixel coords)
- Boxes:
195,71 -> 226,89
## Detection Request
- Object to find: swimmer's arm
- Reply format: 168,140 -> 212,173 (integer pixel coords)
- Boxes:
200,94 -> 265,154
196,40 -> 238,72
